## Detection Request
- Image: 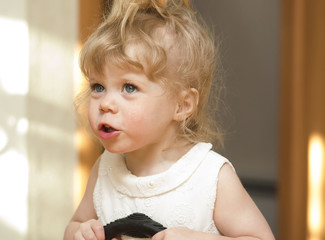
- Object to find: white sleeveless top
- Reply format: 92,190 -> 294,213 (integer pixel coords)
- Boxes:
93,142 -> 232,235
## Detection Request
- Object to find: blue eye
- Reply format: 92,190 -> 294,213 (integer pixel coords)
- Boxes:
124,83 -> 137,93
92,84 -> 105,92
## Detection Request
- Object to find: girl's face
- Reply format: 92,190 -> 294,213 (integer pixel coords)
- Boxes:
87,63 -> 180,154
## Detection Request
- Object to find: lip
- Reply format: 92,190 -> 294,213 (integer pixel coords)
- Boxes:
98,123 -> 120,140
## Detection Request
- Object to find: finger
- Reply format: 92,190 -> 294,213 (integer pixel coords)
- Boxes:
78,222 -> 97,240
74,231 -> 85,240
82,228 -> 97,240
92,223 -> 105,240
152,231 -> 164,240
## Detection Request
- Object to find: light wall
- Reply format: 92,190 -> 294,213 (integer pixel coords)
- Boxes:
0,0 -> 78,239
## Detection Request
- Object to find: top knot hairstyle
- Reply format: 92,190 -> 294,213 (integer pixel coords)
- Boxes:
78,0 -> 224,148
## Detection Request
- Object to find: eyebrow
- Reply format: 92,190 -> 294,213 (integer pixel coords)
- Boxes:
121,72 -> 151,84
88,75 -> 105,84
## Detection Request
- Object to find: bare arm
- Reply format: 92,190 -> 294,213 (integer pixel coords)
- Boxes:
213,164 -> 275,240
64,158 -> 105,240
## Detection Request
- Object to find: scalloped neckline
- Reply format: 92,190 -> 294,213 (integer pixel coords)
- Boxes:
101,142 -> 212,197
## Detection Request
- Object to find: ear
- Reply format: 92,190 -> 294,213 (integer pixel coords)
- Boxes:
173,88 -> 199,122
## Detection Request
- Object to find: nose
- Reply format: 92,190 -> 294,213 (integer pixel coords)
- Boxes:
99,93 -> 118,113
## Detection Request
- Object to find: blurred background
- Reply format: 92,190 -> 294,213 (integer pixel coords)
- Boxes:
0,0 -> 324,240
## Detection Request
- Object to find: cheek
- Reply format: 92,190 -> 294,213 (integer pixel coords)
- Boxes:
87,102 -> 98,129
124,103 -> 173,130
125,107 -> 146,126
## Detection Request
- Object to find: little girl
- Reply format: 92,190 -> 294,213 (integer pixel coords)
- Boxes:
64,0 -> 275,239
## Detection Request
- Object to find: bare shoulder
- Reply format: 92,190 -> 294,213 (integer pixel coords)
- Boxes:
86,157 -> 101,196
213,163 -> 275,240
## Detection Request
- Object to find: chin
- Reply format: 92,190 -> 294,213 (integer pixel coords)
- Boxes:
102,140 -> 146,155
103,143 -> 131,154
104,147 -> 126,154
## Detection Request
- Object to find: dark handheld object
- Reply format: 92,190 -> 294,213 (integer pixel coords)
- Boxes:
104,213 -> 166,240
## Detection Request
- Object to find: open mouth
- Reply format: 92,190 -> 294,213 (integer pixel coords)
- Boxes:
101,124 -> 116,133
98,123 -> 120,140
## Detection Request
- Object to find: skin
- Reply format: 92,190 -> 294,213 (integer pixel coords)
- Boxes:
64,63 -> 275,240
87,64 -> 192,176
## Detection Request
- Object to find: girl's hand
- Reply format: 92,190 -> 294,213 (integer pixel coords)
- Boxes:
152,227 -> 200,240
73,219 -> 105,240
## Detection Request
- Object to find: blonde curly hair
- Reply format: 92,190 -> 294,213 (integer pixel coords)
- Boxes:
77,0 -> 224,148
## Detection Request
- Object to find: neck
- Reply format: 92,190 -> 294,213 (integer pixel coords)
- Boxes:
124,139 -> 193,177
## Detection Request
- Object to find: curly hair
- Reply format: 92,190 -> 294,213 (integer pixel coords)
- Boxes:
76,0 -> 224,148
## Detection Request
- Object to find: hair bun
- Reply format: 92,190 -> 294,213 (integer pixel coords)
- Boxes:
135,0 -> 167,10
135,0 -> 191,12
106,0 -> 191,21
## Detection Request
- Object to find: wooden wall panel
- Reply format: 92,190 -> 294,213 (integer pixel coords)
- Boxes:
279,0 -> 308,239
79,0 -> 104,43
279,0 -> 325,239
305,1 -> 325,239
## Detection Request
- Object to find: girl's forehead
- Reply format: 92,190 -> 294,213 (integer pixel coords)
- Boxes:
90,52 -> 151,82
